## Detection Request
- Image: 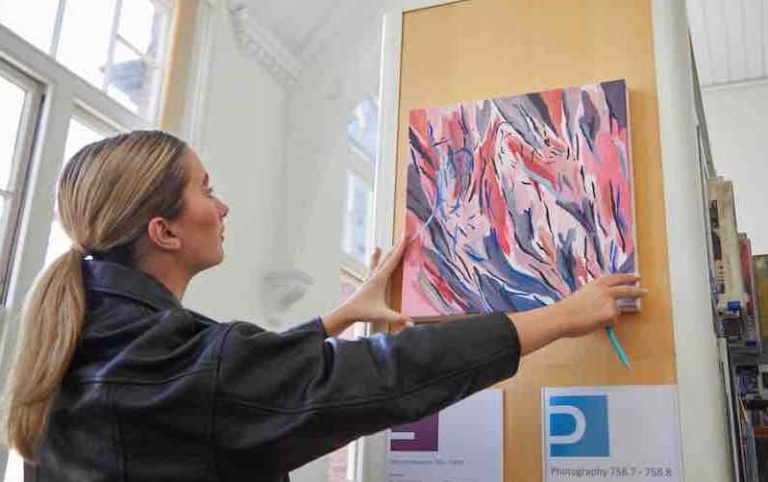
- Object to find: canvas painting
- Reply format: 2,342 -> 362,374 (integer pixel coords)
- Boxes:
403,79 -> 636,317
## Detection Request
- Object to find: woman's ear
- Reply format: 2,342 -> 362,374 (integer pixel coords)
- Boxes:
146,217 -> 182,251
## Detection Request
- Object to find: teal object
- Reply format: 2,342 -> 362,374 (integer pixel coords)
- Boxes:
606,326 -> 630,368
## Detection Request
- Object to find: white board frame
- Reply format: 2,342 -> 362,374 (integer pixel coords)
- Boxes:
365,3 -> 468,480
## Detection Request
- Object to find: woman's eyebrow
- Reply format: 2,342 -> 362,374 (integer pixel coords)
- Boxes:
203,173 -> 209,186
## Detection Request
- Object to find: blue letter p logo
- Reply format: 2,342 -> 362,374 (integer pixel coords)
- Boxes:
548,395 -> 609,457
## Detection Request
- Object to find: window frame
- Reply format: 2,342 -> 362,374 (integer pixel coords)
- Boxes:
0,20 -> 151,476
334,96 -> 380,482
340,97 -> 378,281
0,0 -> 217,477
0,59 -> 45,303
4,0 -> 175,123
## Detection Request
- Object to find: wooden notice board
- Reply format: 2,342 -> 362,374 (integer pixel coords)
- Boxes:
390,1 -> 675,480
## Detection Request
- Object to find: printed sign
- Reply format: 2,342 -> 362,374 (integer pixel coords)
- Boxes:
543,386 -> 682,481
385,389 -> 503,482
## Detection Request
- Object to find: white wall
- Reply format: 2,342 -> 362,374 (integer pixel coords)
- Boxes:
266,7 -> 387,481
703,80 -> 768,254
184,2 -> 287,323
180,3 -> 383,479
272,6 -> 384,325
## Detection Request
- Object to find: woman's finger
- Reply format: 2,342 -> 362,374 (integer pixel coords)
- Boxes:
371,237 -> 403,273
598,273 -> 641,287
378,237 -> 408,276
368,247 -> 382,274
608,285 -> 649,299
385,309 -> 412,326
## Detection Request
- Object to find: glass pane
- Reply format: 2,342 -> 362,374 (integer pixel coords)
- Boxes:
44,216 -> 70,266
107,40 -> 160,117
0,0 -> 59,52
118,0 -> 166,57
341,172 -> 373,264
0,196 -> 8,244
0,196 -> 10,276
44,117 -> 104,264
56,0 -> 116,87
0,74 -> 26,190
346,97 -> 379,162
64,117 -> 104,164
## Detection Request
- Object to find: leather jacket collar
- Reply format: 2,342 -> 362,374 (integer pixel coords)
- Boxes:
83,259 -> 182,311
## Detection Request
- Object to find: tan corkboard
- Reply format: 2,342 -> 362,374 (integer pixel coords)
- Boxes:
391,1 -> 675,480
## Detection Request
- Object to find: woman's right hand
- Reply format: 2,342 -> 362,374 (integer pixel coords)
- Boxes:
509,274 -> 648,355
554,274 -> 647,338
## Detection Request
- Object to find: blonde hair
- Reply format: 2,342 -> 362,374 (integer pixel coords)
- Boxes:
5,130 -> 187,460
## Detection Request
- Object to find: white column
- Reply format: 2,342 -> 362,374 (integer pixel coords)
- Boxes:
652,1 -> 732,480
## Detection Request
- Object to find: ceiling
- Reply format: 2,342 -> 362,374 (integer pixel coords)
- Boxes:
239,0 -> 346,56
238,0 -> 768,89
687,0 -> 768,87
235,0 -> 390,64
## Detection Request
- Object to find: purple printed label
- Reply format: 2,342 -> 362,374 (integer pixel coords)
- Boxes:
390,413 -> 439,452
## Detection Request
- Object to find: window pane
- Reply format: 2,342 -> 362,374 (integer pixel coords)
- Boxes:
0,74 -> 26,190
341,172 -> 372,264
107,40 -> 160,116
0,0 -> 59,52
56,0 -> 116,87
44,217 -> 70,266
118,0 -> 166,57
347,97 -> 378,162
44,117 -> 105,264
0,195 -> 8,246
64,117 -> 103,163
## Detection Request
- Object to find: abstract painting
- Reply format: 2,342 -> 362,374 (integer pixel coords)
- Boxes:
402,80 -> 636,317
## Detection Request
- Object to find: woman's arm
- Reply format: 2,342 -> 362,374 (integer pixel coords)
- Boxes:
322,238 -> 647,350
509,273 -> 645,354
213,241 -> 645,475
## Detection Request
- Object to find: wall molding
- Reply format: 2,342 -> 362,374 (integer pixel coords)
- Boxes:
227,1 -> 301,85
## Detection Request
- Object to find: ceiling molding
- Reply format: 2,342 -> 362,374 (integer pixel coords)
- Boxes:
227,1 -> 301,85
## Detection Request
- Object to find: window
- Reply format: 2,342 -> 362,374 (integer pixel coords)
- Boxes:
341,98 -> 378,276
341,171 -> 373,265
330,97 -> 380,482
0,3 -> 189,479
0,0 -> 174,121
0,60 -> 43,301
346,97 -> 378,162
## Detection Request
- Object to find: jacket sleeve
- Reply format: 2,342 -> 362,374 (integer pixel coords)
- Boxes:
212,312 -> 521,477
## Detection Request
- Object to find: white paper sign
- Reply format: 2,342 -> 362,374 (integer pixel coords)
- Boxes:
385,388 -> 503,482
542,385 -> 682,482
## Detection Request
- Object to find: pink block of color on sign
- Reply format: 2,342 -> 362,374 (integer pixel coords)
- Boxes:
403,80 -> 636,317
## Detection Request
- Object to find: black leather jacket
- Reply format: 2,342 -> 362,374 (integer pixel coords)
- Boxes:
26,260 -> 521,481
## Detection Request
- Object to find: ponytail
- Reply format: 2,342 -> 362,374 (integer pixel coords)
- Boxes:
6,248 -> 86,460
4,129 -> 187,460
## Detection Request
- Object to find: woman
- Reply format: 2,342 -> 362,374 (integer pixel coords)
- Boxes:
5,131 -> 645,481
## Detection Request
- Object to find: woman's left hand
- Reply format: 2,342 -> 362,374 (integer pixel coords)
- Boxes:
321,238 -> 411,336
